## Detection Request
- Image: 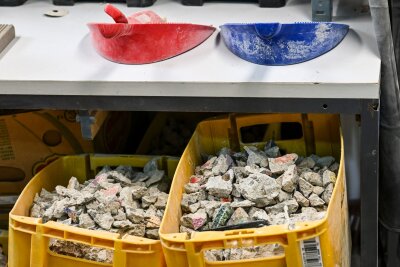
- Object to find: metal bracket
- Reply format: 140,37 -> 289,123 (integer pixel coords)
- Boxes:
76,110 -> 109,140
76,110 -> 96,140
312,0 -> 332,22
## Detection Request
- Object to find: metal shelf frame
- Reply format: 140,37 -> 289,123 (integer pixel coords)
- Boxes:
0,95 -> 380,267
0,0 -> 380,265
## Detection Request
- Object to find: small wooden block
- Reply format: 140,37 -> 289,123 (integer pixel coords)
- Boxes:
0,24 -> 15,54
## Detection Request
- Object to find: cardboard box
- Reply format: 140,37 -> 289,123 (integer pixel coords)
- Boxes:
0,110 -> 134,196
0,110 -> 133,228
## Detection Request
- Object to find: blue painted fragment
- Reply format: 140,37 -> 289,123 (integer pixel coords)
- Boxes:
220,22 -> 349,65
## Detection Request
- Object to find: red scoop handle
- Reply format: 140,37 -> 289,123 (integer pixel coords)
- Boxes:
104,4 -> 128,24
97,24 -> 132,39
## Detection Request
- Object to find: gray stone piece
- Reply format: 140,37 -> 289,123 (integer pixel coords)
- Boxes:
113,209 -> 127,221
181,191 -> 206,213
265,146 -> 281,158
269,212 -> 287,225
180,209 -> 208,230
30,203 -> 43,218
277,190 -> 292,203
316,156 -> 335,168
227,208 -> 250,226
107,170 -> 132,185
239,173 -> 280,207
59,218 -> 72,225
39,188 -> 56,201
188,202 -> 201,213
232,167 -> 248,180
231,184 -> 241,198
52,198 -> 70,219
313,186 -> 325,196
293,191 -> 310,207
280,165 -> 299,193
265,199 -> 299,215
94,212 -> 114,230
268,154 -> 298,174
200,201 -> 221,218
321,183 -> 334,204
154,192 -> 169,210
244,146 -> 269,168
205,175 -> 233,198
302,172 -> 323,187
329,162 -> 340,173
212,155 -> 232,175
299,178 -> 313,198
127,224 -> 146,237
156,209 -> 164,219
131,185 -> 148,200
145,229 -> 160,239
146,215 -> 161,229
67,177 -> 80,190
322,170 -> 337,187
84,199 -> 97,210
230,200 -> 255,209
298,157 -> 316,169
79,213 -> 96,229
118,187 -> 136,209
223,169 -> 235,181
142,195 -> 158,208
248,207 -> 270,221
144,205 -> 157,219
184,183 -> 201,194
145,170 -> 165,187
126,208 -> 145,223
201,156 -> 217,170
308,193 -> 325,207
112,220 -> 133,228
115,165 -> 135,179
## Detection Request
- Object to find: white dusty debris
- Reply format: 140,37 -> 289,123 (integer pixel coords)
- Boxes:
179,143 -> 338,261
204,244 -> 284,262
49,239 -> 113,264
30,158 -> 170,263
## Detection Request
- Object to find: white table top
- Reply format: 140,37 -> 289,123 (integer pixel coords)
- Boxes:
0,0 -> 380,99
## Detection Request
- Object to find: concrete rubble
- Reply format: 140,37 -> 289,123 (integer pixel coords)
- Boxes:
204,244 -> 285,262
179,143 -> 339,261
49,239 -> 114,264
30,158 -> 169,263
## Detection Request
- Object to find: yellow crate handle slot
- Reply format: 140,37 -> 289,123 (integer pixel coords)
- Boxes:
228,113 -> 309,156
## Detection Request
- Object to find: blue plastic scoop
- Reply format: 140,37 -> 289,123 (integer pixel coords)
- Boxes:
220,22 -> 349,65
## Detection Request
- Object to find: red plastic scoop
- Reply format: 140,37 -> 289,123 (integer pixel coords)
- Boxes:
104,4 -> 165,24
88,4 -> 215,64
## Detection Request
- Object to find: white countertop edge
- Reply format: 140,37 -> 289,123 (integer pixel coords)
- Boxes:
0,80 -> 380,99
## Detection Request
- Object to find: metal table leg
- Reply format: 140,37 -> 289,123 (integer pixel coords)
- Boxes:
360,99 -> 380,267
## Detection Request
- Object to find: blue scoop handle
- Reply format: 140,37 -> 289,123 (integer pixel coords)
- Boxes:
254,23 -> 282,40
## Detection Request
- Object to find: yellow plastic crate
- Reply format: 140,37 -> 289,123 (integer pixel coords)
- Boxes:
160,114 -> 349,267
9,154 -> 179,267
